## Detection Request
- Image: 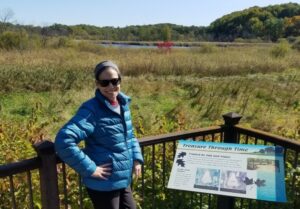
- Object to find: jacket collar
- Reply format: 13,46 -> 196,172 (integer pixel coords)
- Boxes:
95,89 -> 131,106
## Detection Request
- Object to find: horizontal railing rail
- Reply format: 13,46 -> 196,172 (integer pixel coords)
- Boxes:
139,126 -> 224,145
235,125 -> 300,151
0,157 -> 41,178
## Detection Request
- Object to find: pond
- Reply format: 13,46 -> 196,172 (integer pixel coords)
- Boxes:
99,43 -> 190,49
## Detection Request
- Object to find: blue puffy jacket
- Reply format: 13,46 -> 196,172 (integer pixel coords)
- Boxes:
55,89 -> 144,191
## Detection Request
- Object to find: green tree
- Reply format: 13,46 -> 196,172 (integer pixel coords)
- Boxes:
71,26 -> 90,39
249,17 -> 264,36
162,25 -> 171,41
139,27 -> 151,41
265,18 -> 285,41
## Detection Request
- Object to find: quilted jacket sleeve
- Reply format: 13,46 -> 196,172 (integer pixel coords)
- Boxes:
131,128 -> 144,164
55,105 -> 97,177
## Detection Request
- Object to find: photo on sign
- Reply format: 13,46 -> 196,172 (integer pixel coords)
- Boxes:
194,168 -> 220,191
247,158 -> 280,172
220,171 -> 247,194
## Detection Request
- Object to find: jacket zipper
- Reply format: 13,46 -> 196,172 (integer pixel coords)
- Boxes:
107,103 -> 131,161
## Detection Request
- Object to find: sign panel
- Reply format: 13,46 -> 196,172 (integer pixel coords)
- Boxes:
167,140 -> 286,202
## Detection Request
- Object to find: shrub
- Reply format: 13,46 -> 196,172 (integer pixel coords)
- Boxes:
76,40 -> 103,53
292,37 -> 300,52
0,30 -> 29,50
234,38 -> 245,43
45,36 -> 74,48
270,40 -> 290,58
193,43 -> 217,53
27,34 -> 43,49
201,43 -> 217,53
57,36 -> 74,48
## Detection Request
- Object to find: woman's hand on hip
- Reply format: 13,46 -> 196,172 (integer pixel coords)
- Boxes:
133,161 -> 141,179
91,163 -> 112,180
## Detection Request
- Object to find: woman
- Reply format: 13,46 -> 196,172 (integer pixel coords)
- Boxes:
55,60 -> 143,209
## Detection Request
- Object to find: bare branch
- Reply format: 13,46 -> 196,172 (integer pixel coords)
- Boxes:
0,8 -> 14,23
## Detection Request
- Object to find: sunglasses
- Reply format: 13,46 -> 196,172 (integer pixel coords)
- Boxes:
97,78 -> 121,87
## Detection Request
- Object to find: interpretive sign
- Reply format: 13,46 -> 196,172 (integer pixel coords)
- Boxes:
167,140 -> 286,202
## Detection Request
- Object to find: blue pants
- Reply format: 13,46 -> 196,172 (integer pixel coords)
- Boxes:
86,186 -> 136,209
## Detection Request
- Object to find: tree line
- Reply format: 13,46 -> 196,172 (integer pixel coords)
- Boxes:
209,2 -> 300,41
0,2 -> 299,44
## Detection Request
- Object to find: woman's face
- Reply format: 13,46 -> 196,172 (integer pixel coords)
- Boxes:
96,67 -> 120,102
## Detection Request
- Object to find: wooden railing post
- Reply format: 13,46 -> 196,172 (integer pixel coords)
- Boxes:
217,112 -> 242,209
34,140 -> 60,209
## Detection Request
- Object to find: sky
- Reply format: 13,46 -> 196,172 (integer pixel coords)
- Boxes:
0,0 -> 299,27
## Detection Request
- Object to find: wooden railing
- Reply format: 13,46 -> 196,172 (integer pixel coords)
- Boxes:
1,112 -> 300,209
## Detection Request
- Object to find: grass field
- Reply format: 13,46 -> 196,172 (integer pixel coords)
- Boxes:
0,43 -> 299,162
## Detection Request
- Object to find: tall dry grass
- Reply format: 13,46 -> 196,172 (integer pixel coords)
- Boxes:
0,45 -> 300,92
